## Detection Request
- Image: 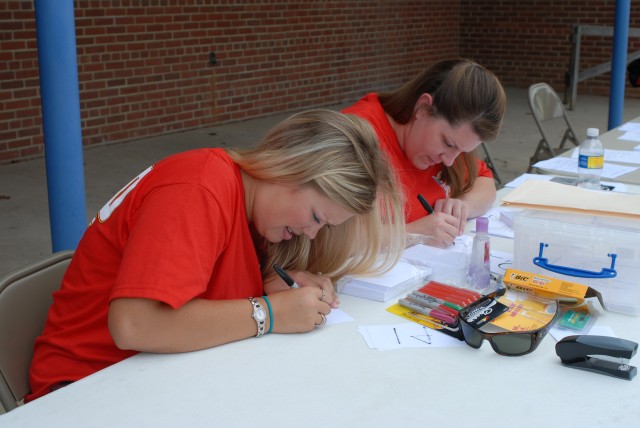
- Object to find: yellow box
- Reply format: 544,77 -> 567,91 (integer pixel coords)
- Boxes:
502,268 -> 603,308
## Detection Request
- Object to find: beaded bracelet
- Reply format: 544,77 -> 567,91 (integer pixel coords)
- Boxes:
262,295 -> 274,334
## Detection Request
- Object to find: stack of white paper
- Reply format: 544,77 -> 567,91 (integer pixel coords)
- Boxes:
337,260 -> 431,302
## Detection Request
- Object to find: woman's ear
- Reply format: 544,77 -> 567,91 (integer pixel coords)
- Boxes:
416,93 -> 433,107
414,93 -> 434,118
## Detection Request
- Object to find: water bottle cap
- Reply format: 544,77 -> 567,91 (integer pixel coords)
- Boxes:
476,216 -> 489,233
587,128 -> 599,137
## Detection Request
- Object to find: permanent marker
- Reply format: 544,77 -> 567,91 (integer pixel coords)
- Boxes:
419,281 -> 481,303
273,264 -> 301,289
410,291 -> 464,311
418,285 -> 475,307
406,313 -> 459,332
398,298 -> 457,325
417,193 -> 434,214
407,292 -> 461,316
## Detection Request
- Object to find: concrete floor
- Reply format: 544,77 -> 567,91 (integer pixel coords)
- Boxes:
2,86 -> 640,276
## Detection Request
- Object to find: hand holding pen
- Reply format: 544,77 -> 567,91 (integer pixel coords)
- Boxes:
417,193 -> 434,214
273,264 -> 300,288
272,264 -> 339,309
414,194 -> 460,247
271,264 -> 336,327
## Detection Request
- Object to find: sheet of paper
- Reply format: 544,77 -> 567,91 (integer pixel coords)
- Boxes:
404,234 -> 473,254
618,122 -> 640,132
617,121 -> 640,143
326,308 -> 353,325
500,179 -> 640,219
474,207 -> 515,238
618,122 -> 640,143
619,131 -> 640,143
504,173 -> 628,193
490,250 -> 513,277
357,322 -> 466,350
533,156 -> 638,179
504,173 -> 555,188
569,147 -> 640,165
343,260 -> 423,288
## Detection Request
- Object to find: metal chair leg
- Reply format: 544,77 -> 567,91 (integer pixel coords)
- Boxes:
480,142 -> 502,185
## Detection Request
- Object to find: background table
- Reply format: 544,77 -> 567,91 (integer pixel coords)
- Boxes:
2,187 -> 639,428
536,116 -> 640,185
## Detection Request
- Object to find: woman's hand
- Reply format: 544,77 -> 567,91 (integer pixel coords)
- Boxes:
264,270 -> 339,309
406,198 -> 469,247
434,197 -> 469,235
268,286 -> 332,333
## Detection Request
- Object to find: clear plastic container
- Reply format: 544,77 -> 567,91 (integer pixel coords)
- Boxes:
512,209 -> 640,315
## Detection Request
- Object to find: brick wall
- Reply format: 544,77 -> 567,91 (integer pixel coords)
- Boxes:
0,0 -> 460,163
3,1 -> 640,164
460,0 -> 640,99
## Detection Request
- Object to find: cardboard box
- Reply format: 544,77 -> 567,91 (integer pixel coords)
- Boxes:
512,209 -> 640,315
502,268 -> 604,309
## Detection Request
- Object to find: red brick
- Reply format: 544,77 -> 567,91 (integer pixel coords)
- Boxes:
3,0 -> 639,165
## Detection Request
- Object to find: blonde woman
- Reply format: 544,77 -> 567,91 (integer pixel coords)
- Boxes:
27,109 -> 405,402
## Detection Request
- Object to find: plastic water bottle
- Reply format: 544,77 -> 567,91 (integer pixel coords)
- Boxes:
577,128 -> 603,190
467,217 -> 491,291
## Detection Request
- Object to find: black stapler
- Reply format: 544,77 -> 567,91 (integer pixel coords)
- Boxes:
555,335 -> 638,380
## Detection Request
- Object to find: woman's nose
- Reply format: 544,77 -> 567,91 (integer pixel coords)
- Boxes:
440,151 -> 459,166
303,224 -> 321,240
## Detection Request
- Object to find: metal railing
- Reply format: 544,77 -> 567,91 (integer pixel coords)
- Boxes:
566,24 -> 640,110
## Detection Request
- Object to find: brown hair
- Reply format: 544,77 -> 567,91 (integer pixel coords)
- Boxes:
378,58 -> 506,197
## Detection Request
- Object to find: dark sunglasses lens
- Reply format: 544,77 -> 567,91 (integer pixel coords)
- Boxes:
460,321 -> 484,348
490,334 -> 533,355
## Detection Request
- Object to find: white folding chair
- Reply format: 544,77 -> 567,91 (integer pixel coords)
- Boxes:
527,82 -> 580,172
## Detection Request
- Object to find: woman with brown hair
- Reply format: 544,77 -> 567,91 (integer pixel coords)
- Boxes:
343,58 -> 506,247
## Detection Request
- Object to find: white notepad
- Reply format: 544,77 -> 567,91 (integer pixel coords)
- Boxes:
337,260 -> 431,302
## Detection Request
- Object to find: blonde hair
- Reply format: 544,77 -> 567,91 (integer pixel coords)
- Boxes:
227,109 -> 406,282
379,58 -> 506,197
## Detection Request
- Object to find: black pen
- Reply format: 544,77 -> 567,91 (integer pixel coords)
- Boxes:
273,264 -> 301,288
417,193 -> 434,214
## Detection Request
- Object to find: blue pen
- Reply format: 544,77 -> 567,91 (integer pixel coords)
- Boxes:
417,194 -> 434,214
273,264 -> 301,289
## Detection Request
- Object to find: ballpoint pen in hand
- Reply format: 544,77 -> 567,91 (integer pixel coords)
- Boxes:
417,193 -> 434,214
273,264 -> 301,288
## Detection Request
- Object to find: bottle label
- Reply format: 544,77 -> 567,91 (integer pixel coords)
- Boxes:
483,241 -> 490,266
578,154 -> 603,169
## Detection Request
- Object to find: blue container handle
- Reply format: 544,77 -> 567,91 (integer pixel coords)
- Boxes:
533,243 -> 618,279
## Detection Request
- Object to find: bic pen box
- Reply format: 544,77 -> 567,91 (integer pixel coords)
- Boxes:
512,209 -> 640,315
502,268 -> 604,308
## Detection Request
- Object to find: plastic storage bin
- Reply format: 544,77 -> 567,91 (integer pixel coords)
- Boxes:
512,209 -> 640,315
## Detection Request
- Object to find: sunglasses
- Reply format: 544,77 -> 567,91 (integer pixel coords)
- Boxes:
458,294 -> 559,356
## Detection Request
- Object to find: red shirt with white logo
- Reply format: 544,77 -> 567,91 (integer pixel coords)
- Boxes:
27,149 -> 262,402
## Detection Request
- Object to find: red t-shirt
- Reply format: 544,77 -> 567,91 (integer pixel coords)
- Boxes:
27,149 -> 262,402
343,93 -> 493,222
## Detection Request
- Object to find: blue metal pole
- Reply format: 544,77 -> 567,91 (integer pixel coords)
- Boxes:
34,0 -> 87,251
608,0 -> 631,130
